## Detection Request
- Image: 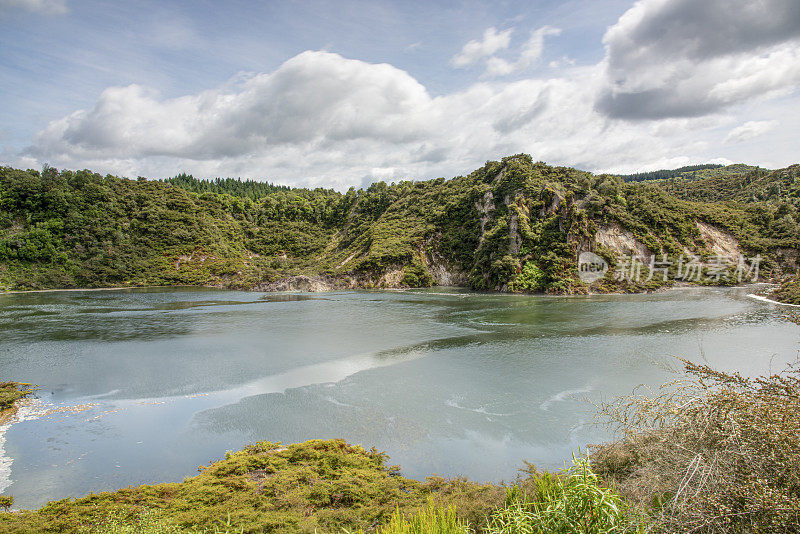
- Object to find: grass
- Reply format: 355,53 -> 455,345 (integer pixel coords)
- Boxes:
372,500 -> 469,534
485,456 -> 640,534
0,439 -> 506,534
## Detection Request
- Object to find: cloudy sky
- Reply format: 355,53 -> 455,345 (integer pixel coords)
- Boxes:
1,0 -> 799,189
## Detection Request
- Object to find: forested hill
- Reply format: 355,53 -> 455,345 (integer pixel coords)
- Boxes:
616,163 -> 758,183
0,155 -> 797,293
165,173 -> 291,199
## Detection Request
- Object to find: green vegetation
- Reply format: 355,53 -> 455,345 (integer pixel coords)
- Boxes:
0,439 -> 637,534
593,347 -> 800,533
660,164 -> 800,205
0,382 -> 34,413
1,156 -> 797,294
372,500 -> 469,534
772,274 -> 800,305
0,496 -> 12,513
165,173 -> 291,200
616,163 -> 732,183
485,457 -> 640,534
82,510 -> 194,533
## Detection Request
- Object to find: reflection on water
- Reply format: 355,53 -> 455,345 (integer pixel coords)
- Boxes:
0,286 -> 797,508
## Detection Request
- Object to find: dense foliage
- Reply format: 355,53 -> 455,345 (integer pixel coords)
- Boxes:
165,173 -> 291,199
0,439 -> 637,534
1,156 -> 797,294
772,275 -> 800,305
661,164 -> 800,205
593,350 -> 800,533
617,164 -> 727,182
0,439 -> 504,533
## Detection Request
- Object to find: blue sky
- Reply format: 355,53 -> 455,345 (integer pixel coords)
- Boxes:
1,0 -> 799,189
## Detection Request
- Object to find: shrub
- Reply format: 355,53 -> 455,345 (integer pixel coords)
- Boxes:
486,456 -> 640,534
509,262 -> 546,293
82,510 -> 187,533
0,382 -> 34,411
81,509 -> 242,533
402,263 -> 435,288
771,274 -> 800,305
593,353 -> 800,532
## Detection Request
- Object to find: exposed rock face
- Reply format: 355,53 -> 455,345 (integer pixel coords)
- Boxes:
505,194 -> 522,255
475,191 -> 495,247
423,245 -> 467,286
595,223 -> 652,259
595,220 -> 747,262
253,275 -> 344,292
380,268 -> 404,287
254,266 -> 417,292
695,221 -> 740,257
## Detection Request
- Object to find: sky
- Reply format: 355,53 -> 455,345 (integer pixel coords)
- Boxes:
1,0 -> 799,190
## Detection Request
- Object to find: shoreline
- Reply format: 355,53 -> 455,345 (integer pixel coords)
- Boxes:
747,293 -> 800,308
0,281 -> 771,297
0,284 -> 198,295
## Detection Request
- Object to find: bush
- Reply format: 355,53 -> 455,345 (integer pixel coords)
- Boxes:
81,509 -> 242,533
486,456 -> 640,534
771,274 -> 800,305
593,352 -> 800,532
509,262 -> 546,293
402,263 -> 435,288
0,382 -> 34,411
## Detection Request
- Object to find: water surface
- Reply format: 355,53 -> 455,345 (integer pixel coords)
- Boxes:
0,286 -> 797,508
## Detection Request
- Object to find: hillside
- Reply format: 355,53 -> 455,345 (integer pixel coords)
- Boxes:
661,164 -> 800,204
616,163 -> 758,183
1,155 -> 797,293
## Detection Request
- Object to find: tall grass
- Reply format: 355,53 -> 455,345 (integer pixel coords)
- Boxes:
486,455 -> 640,534
373,499 -> 470,534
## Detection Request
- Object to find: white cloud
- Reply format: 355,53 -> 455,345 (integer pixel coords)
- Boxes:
26,49 -> 755,188
518,26 -> 562,69
33,51 -> 435,161
597,0 -> 800,119
451,27 -> 513,68
0,0 -> 67,15
17,3 -> 800,187
456,25 -> 561,78
483,57 -> 516,77
724,120 -> 779,144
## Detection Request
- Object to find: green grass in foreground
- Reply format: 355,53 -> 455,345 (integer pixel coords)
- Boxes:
0,439 -> 639,534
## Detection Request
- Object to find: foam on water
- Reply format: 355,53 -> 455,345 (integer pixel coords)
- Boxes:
0,398 -> 50,495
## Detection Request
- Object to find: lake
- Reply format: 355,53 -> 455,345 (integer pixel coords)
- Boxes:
0,286 -> 797,509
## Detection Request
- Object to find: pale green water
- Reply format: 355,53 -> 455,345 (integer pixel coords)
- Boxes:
0,286 -> 797,508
